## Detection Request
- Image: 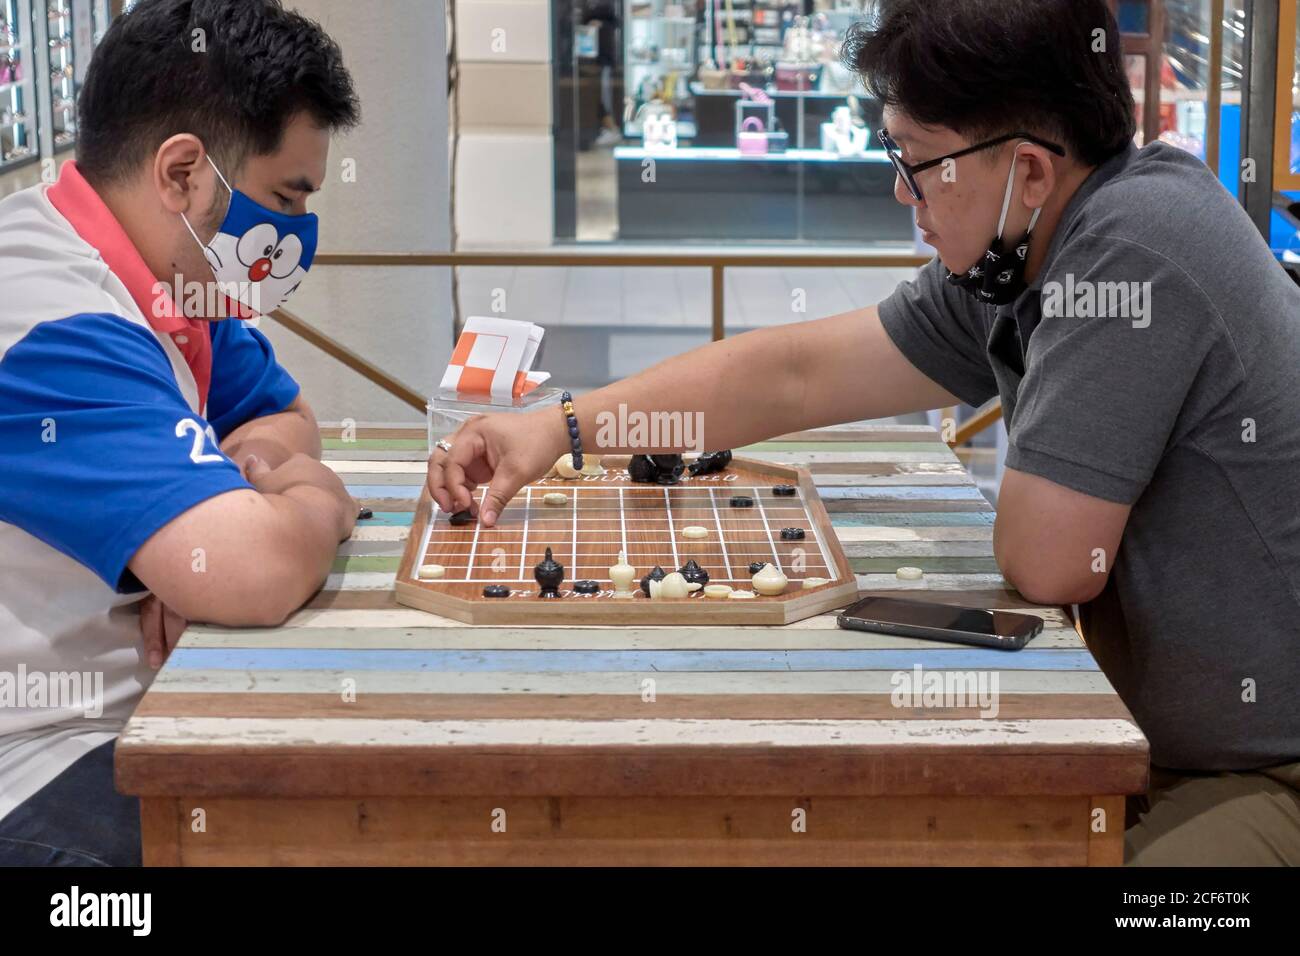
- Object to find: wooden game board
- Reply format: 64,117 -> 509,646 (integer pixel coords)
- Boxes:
396,456 -> 859,625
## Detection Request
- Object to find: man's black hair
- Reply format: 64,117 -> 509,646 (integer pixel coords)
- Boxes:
77,0 -> 360,186
842,0 -> 1136,166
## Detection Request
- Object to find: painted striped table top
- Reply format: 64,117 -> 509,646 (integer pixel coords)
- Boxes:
116,425 -> 1149,800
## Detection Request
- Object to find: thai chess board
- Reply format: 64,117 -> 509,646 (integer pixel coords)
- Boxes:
395,456 -> 860,625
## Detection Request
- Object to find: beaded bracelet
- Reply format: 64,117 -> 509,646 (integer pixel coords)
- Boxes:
561,391 -> 583,471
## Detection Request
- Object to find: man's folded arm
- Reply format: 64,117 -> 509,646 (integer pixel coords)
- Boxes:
220,394 -> 322,468
0,314 -> 352,629
127,467 -> 347,628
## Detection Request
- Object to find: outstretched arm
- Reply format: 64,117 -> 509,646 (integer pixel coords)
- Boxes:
428,305 -> 960,525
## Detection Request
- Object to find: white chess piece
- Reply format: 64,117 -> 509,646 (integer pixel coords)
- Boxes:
610,551 -> 636,599
650,572 -> 702,599
752,563 -> 789,596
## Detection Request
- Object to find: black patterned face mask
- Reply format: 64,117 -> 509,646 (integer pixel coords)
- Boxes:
945,145 -> 1043,306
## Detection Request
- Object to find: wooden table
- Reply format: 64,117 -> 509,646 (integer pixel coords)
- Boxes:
116,424 -> 1149,866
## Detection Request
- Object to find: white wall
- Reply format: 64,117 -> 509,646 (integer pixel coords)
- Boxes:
267,0 -> 453,424
453,0 -> 553,247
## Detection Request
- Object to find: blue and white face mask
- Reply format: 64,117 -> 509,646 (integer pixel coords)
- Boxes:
181,156 -> 318,317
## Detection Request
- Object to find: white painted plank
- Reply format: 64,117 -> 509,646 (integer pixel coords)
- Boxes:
181,623 -> 1083,651
348,526 -> 412,542
149,668 -> 1117,696
855,573 -> 1009,590
120,716 -> 1144,749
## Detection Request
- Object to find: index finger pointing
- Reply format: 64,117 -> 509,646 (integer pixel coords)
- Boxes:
426,452 -> 453,513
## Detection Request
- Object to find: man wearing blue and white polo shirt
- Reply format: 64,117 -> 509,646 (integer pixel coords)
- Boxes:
0,0 -> 361,865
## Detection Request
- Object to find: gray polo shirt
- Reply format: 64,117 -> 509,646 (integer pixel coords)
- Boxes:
879,141 -> 1300,771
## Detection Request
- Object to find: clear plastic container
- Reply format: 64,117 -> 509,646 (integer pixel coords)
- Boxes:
426,387 -> 565,453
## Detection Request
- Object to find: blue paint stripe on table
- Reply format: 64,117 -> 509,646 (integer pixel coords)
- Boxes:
167,647 -> 1099,673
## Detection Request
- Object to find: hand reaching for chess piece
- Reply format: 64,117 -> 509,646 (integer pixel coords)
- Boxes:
426,410 -> 571,527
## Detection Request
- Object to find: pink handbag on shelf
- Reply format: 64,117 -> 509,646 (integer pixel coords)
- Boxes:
735,84 -> 775,156
737,116 -> 768,155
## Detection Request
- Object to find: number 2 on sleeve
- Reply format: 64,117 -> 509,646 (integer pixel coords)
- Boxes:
176,418 -> 226,465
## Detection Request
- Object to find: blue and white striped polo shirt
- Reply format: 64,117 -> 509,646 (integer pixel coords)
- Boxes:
0,161 -> 301,821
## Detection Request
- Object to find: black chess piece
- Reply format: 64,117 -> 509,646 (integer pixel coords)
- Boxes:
748,561 -> 768,575
534,547 -> 564,598
729,495 -> 754,508
628,454 -> 657,483
688,450 -> 733,477
630,454 -> 687,485
772,484 -> 796,496
573,579 -> 600,594
780,527 -> 806,540
679,559 -> 709,587
483,584 -> 510,598
640,564 -> 667,596
650,454 -> 685,485
449,508 -> 475,526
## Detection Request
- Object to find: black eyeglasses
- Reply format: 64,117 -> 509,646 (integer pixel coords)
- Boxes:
878,129 -> 1066,202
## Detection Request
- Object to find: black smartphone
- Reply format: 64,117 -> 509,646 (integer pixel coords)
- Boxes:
837,596 -> 1043,650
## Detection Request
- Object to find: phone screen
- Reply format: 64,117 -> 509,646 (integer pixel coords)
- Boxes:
838,596 -> 1043,647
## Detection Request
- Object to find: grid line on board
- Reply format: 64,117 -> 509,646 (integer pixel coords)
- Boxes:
413,504 -> 437,582
517,486 -> 532,577
571,487 -> 579,577
464,489 -> 484,581
708,486 -> 735,580
800,487 -> 839,579
422,485 -> 834,583
618,486 -> 628,561
663,486 -> 680,569
753,489 -> 783,572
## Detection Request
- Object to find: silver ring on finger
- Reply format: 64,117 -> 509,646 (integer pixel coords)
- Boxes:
434,439 -> 453,454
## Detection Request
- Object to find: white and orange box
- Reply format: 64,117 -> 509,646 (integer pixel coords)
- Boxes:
439,316 -> 549,398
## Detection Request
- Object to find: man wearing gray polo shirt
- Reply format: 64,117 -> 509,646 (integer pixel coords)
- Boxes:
426,0 -> 1299,864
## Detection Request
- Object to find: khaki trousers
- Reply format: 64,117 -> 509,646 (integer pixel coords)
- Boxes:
1126,760 -> 1300,865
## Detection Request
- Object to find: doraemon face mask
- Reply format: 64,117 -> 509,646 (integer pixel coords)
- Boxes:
180,156 -> 318,317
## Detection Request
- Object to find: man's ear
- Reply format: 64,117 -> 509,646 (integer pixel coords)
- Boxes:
1020,144 -> 1058,210
153,134 -> 209,215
